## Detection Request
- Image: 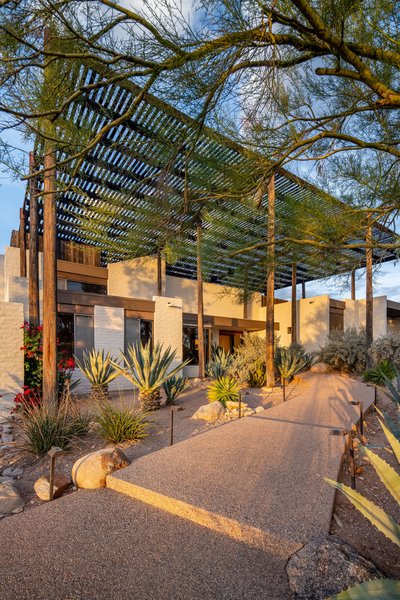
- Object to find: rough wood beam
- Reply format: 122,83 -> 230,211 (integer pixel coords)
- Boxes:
197,223 -> 205,379
366,221 -> 373,354
291,263 -> 297,344
301,281 -> 306,299
28,152 -> 40,326
266,176 -> 276,388
19,208 -> 27,278
351,269 -> 356,301
157,251 -> 162,296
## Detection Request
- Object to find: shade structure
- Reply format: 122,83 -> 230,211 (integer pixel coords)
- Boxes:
22,64 -> 397,292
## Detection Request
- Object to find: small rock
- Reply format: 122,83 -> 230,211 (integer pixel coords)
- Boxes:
0,476 -> 13,483
11,507 -> 23,514
0,513 -> 4,518
72,447 -> 130,489
2,467 -> 23,478
255,406 -> 264,414
34,474 -> 71,501
310,362 -> 332,374
286,535 -> 382,599
225,400 -> 248,412
1,434 -> 14,444
0,446 -> 9,452
192,401 -> 225,423
0,481 -> 24,514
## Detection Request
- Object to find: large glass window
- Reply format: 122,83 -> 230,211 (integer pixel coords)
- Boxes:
183,326 -> 210,365
57,313 -> 94,362
67,281 -> 107,295
124,318 -> 153,354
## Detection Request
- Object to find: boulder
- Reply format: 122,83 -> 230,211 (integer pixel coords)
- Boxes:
0,481 -> 24,514
34,474 -> 71,501
225,400 -> 248,412
286,535 -> 382,600
310,362 -> 332,374
192,401 -> 225,423
72,447 -> 130,489
255,406 -> 264,414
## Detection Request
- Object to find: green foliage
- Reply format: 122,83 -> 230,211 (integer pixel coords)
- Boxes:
329,578 -> 400,599
276,346 -> 310,381
319,328 -> 367,373
206,347 -> 232,379
94,398 -> 152,444
369,335 -> 400,370
227,332 -> 279,387
163,375 -> 188,405
383,366 -> 400,410
75,349 -> 118,387
363,359 -> 396,385
207,376 -> 239,407
18,398 -> 91,456
247,361 -> 267,387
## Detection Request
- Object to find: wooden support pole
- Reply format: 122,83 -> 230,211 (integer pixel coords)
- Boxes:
301,281 -> 306,299
197,223 -> 205,379
19,208 -> 27,277
28,152 -> 40,326
291,263 -> 297,344
157,251 -> 162,296
42,141 -> 58,412
366,220 -> 373,353
243,268 -> 248,320
266,176 -> 275,388
351,269 -> 356,301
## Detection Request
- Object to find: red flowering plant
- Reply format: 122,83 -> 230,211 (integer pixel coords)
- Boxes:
14,322 -> 78,411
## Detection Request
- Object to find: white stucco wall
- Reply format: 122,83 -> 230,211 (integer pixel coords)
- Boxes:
108,256 -> 163,299
344,296 -> 388,338
0,255 -> 4,302
153,295 -> 183,369
0,301 -> 24,418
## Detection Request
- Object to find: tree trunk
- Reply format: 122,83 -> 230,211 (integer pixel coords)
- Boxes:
139,389 -> 161,411
19,208 -> 26,278
157,250 -> 162,296
366,219 -> 373,356
291,262 -> 297,345
266,176 -> 276,388
28,152 -> 40,326
197,223 -> 205,378
351,269 -> 356,301
301,281 -> 306,299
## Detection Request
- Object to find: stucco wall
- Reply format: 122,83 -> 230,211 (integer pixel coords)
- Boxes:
153,295 -> 183,371
0,301 -> 24,418
0,255 -> 4,302
344,296 -> 387,338
108,256 -> 163,299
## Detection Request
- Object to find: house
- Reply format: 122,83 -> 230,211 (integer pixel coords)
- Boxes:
1,242 -> 399,402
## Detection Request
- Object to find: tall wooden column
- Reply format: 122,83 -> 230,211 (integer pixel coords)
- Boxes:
42,142 -> 58,412
351,269 -> 356,301
301,281 -> 306,299
291,263 -> 297,344
365,220 -> 373,352
19,208 -> 27,277
197,223 -> 205,378
243,269 -> 248,320
157,251 -> 163,296
28,152 -> 40,326
266,176 -> 276,388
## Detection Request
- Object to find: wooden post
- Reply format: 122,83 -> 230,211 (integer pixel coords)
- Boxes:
42,141 -> 58,412
243,268 -> 248,320
197,223 -> 205,378
266,176 -> 275,388
19,208 -> 27,277
291,262 -> 297,344
351,269 -> 356,301
301,281 -> 306,299
157,250 -> 162,296
366,219 -> 373,353
29,152 -> 40,326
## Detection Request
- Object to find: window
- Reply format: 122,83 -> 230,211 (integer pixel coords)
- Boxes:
57,313 -> 94,362
330,309 -> 344,332
124,318 -> 152,354
66,280 -> 107,295
183,326 -> 210,365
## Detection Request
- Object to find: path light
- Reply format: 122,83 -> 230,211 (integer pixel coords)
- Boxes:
330,429 -> 356,490
170,406 -> 184,446
47,446 -> 65,501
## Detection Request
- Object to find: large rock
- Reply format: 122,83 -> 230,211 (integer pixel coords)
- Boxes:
192,401 -> 225,423
0,481 -> 24,514
286,535 -> 382,599
225,400 -> 248,412
34,474 -> 71,501
310,362 -> 332,374
72,448 -> 130,489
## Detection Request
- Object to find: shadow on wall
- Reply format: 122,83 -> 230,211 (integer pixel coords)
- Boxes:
296,298 -> 330,353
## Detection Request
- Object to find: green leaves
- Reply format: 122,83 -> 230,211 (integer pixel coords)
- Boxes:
75,349 -> 118,386
207,376 -> 239,407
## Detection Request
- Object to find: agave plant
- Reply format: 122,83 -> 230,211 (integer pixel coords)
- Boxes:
207,376 -> 239,408
115,342 -> 189,411
163,374 -> 188,405
383,365 -> 400,410
326,414 -> 400,598
363,359 -> 396,386
75,349 -> 118,401
206,347 -> 232,379
276,346 -> 309,401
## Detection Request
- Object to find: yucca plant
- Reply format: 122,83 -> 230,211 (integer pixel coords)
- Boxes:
363,359 -> 396,386
163,375 -> 188,405
206,347 -> 232,379
95,396 -> 152,444
276,346 -> 309,401
75,349 -> 118,401
115,342 -> 189,411
383,365 -> 400,410
326,415 -> 400,598
207,376 -> 239,408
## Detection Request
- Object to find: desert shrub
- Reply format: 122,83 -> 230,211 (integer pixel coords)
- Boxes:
276,346 -> 312,401
163,374 -> 188,405
227,332 -> 280,386
18,398 -> 91,455
206,347 -> 232,379
75,349 -> 118,400
369,334 -> 400,369
207,376 -> 239,407
363,359 -> 396,385
319,327 -> 368,373
95,398 -> 152,444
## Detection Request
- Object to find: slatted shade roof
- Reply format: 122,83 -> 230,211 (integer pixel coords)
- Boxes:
23,65 -> 398,292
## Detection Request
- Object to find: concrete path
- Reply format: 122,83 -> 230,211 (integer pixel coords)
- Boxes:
0,373 -> 375,599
